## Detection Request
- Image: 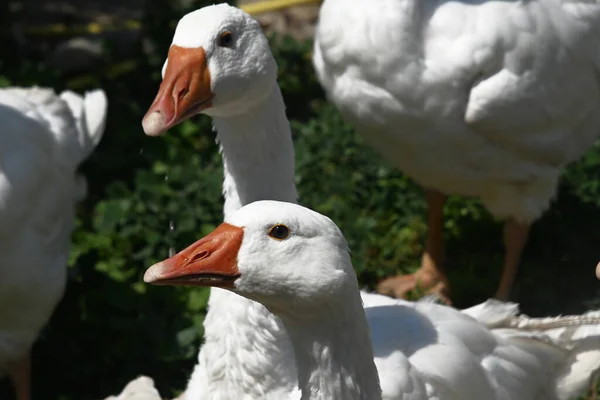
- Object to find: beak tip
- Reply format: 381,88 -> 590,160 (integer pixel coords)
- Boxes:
142,111 -> 167,136
144,262 -> 163,284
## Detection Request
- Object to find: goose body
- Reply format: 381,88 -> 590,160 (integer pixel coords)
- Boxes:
313,0 -> 600,301
0,86 -> 106,399
146,200 -> 600,400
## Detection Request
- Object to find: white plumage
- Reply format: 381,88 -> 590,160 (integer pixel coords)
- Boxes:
313,0 -> 600,301
102,376 -> 162,400
366,295 -> 600,400
0,86 -> 107,399
146,199 -> 600,400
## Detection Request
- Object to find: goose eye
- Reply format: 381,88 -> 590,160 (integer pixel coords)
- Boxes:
218,31 -> 233,47
268,224 -> 290,240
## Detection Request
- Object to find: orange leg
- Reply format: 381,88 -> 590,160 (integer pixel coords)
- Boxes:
377,189 -> 451,304
8,352 -> 31,400
495,218 -> 530,301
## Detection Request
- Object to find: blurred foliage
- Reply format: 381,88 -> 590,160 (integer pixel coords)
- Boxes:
2,0 -> 600,399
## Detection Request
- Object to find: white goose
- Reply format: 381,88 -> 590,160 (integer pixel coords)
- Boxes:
142,5 -> 300,398
0,86 -> 107,400
140,4 -> 600,399
312,0 -> 600,302
145,200 -> 600,400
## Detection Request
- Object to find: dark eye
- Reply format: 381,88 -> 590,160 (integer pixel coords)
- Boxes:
218,31 -> 233,47
268,224 -> 290,240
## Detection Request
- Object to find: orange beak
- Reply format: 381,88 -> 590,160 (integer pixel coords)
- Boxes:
144,223 -> 243,288
142,45 -> 215,136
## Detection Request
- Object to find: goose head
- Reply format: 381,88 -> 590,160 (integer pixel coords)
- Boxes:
142,4 -> 277,136
144,200 -> 354,314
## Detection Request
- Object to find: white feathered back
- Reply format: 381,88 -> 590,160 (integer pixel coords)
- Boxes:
0,87 -> 107,166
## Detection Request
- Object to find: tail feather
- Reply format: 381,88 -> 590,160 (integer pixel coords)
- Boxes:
461,299 -> 521,327
59,88 -> 107,161
82,89 -> 108,151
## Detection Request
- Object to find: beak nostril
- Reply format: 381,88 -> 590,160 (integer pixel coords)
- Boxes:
190,250 -> 210,262
178,88 -> 189,100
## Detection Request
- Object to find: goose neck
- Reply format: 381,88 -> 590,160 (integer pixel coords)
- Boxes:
277,284 -> 382,400
212,85 -> 298,219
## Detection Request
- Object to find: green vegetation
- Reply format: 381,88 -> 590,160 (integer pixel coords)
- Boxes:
1,0 -> 600,398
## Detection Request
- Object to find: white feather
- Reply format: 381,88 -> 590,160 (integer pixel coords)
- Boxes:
102,376 -> 162,400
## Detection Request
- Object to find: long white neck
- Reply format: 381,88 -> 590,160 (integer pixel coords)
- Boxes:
188,83 -> 300,399
213,84 -> 298,219
277,282 -> 382,400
